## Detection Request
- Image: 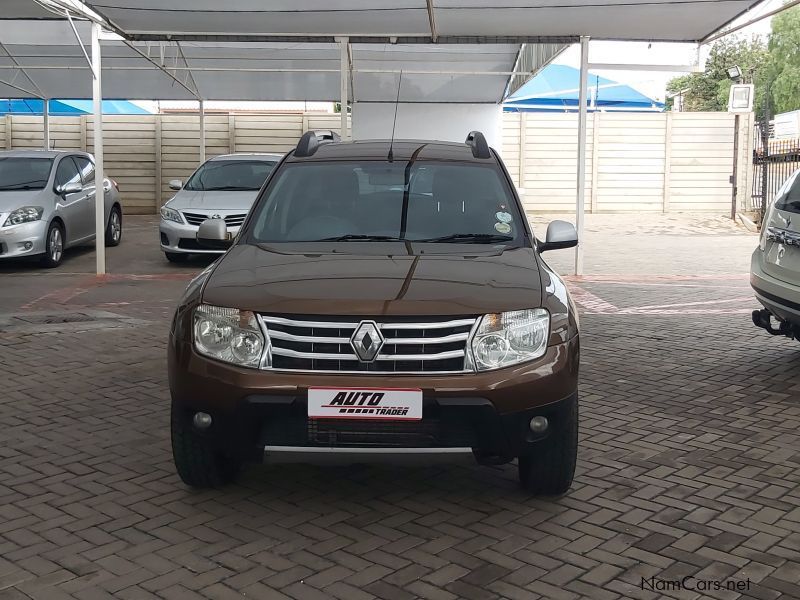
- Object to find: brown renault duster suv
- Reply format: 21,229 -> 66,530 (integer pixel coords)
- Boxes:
168,131 -> 580,494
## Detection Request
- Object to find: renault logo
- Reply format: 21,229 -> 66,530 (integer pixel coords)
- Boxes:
350,321 -> 384,363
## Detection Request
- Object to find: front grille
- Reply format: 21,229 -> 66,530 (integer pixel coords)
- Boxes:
260,314 -> 477,374
261,416 -> 478,448
182,212 -> 247,227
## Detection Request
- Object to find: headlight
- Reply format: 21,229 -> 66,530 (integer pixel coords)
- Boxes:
160,206 -> 183,224
4,206 -> 43,227
469,309 -> 550,371
193,304 -> 265,368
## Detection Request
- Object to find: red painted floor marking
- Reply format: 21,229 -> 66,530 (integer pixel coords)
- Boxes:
568,286 -> 620,314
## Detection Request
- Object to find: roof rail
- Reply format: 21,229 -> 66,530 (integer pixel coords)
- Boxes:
465,131 -> 490,159
294,130 -> 341,157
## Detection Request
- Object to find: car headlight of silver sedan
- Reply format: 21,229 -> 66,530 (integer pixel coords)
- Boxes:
160,205 -> 183,224
193,304 -> 265,368
4,206 -> 43,227
469,309 -> 550,371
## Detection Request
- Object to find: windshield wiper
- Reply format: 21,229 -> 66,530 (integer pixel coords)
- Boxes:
412,233 -> 515,244
317,234 -> 403,242
202,186 -> 258,191
0,184 -> 44,191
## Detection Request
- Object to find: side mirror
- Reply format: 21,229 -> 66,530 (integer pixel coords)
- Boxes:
539,220 -> 578,252
58,181 -> 83,195
197,218 -> 232,250
169,179 -> 183,191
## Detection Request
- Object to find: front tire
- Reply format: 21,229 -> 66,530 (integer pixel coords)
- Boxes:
518,394 -> 578,495
40,221 -> 64,268
105,205 -> 122,247
171,404 -> 241,488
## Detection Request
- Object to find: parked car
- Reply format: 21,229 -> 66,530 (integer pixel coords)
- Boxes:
159,153 -> 281,262
0,150 -> 122,268
752,168 -> 800,341
167,131 -> 580,494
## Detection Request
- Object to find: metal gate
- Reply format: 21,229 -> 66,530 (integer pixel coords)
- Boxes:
752,124 -> 800,219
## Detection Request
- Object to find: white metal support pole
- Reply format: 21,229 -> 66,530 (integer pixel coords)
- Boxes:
91,22 -> 105,276
42,99 -> 50,149
199,99 -> 206,164
339,37 -> 349,139
575,36 -> 590,276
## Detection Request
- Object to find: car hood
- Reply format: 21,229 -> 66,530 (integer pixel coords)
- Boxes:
166,189 -> 259,211
201,243 -> 543,316
0,190 -> 50,213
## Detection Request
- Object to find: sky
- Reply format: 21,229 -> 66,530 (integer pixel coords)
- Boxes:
555,0 -> 782,102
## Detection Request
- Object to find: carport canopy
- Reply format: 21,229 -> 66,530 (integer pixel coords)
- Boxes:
0,0 -> 767,103
0,0 -> 769,276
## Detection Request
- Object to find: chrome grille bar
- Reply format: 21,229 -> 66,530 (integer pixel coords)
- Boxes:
270,346 -> 466,361
259,314 -> 478,374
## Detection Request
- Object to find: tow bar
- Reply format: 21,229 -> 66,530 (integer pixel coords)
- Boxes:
752,309 -> 795,337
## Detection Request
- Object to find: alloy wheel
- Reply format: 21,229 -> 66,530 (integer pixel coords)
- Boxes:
50,227 -> 63,263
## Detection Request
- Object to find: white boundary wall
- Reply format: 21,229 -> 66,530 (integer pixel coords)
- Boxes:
0,111 -> 751,215
501,111 -> 754,214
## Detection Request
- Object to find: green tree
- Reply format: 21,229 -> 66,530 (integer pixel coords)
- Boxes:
766,5 -> 800,114
666,36 -> 767,114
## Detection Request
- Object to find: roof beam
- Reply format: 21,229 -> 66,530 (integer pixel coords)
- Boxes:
426,0 -> 438,43
175,41 -> 203,99
0,77 -> 43,98
0,40 -> 47,98
122,40 -> 201,99
121,33 -> 579,44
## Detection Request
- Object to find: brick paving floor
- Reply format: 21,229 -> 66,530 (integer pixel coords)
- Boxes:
0,215 -> 798,600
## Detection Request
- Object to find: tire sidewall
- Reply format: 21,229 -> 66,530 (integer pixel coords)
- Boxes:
42,221 -> 64,268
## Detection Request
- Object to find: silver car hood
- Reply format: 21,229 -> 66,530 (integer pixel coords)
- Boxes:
165,189 -> 259,212
0,189 -> 51,213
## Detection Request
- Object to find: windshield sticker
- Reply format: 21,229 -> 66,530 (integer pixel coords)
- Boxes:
495,211 -> 513,223
494,222 -> 512,234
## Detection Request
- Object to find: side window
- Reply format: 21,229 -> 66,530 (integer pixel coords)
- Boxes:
54,157 -> 82,190
74,156 -> 95,184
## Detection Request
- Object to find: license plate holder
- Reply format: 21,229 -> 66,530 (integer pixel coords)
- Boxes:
308,387 -> 423,420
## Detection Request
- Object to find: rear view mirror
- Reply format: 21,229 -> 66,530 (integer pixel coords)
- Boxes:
539,220 -> 578,252
169,179 -> 183,191
197,218 -> 232,250
58,182 -> 83,195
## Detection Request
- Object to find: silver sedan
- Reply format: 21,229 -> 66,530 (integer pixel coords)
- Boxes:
0,150 -> 123,267
159,153 -> 280,262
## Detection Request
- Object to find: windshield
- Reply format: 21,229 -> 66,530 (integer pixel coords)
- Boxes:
0,157 -> 53,191
184,159 -> 277,192
248,161 -> 525,244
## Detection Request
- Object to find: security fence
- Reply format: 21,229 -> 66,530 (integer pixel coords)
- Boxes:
751,132 -> 800,220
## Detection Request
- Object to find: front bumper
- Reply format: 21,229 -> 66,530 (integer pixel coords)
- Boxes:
169,336 -> 579,463
159,218 -> 240,255
751,249 -> 800,323
0,219 -> 48,259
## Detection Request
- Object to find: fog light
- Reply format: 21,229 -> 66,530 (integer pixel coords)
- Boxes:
193,412 -> 212,429
18,242 -> 33,251
529,416 -> 548,433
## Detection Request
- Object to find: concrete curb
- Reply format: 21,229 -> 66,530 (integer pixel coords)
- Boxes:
738,213 -> 759,233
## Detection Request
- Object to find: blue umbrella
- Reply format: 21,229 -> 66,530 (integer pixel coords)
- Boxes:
504,64 -> 664,112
